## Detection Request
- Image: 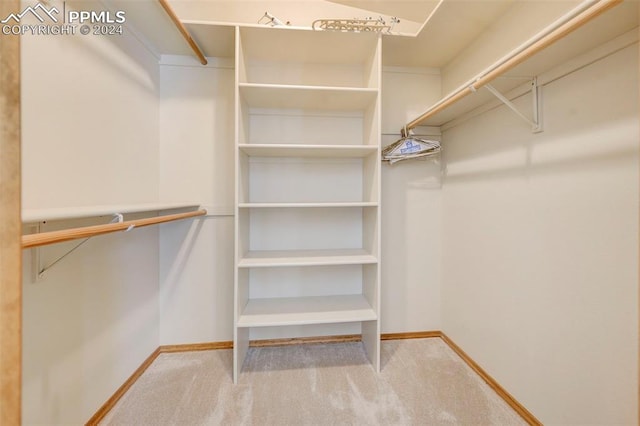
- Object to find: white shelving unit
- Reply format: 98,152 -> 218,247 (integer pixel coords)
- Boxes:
233,26 -> 382,382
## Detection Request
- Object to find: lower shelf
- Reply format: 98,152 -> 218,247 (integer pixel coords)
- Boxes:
238,249 -> 378,268
237,295 -> 377,328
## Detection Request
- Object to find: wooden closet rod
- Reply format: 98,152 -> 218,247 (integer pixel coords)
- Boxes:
404,0 -> 622,130
22,209 -> 207,249
157,0 -> 208,65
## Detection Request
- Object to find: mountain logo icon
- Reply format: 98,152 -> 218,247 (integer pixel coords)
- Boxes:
1,3 -> 60,24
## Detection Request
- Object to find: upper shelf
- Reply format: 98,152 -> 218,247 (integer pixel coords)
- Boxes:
239,25 -> 379,65
183,22 -> 236,58
238,25 -> 380,88
238,202 -> 378,209
108,0 -> 637,129
101,1 -> 235,62
239,144 -> 378,158
102,0 -> 193,58
409,0 -> 639,129
239,84 -> 378,110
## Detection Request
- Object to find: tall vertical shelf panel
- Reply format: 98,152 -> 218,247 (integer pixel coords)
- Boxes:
234,26 -> 382,383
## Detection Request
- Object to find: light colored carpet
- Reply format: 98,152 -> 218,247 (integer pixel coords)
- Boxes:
100,338 -> 527,425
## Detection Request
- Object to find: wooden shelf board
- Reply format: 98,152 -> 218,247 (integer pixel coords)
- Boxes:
238,202 -> 378,208
237,295 -> 377,327
239,144 -> 378,158
239,83 -> 378,110
238,249 -> 378,268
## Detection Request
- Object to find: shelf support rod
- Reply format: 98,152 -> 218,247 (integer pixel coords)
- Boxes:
483,79 -> 543,133
22,209 -> 207,249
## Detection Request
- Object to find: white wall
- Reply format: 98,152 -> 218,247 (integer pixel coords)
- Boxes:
20,0 -> 161,422
158,57 -> 235,343
381,67 -> 442,332
22,219 -> 159,424
441,43 -> 638,425
158,57 -> 235,213
21,6 -> 160,209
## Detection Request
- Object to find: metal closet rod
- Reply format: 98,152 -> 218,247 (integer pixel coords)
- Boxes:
404,0 -> 622,131
21,209 -> 207,249
157,0 -> 208,65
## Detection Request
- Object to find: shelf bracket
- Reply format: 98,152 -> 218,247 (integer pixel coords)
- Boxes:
33,237 -> 91,281
31,213 -> 125,281
481,78 -> 543,133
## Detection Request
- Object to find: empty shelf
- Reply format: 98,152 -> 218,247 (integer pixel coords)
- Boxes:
239,83 -> 378,110
239,144 -> 378,158
238,249 -> 378,268
237,295 -> 377,328
238,202 -> 378,208
238,26 -> 378,65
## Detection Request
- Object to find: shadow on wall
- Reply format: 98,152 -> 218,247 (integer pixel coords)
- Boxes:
26,0 -> 162,94
21,215 -> 160,423
380,132 -> 442,335
442,46 -> 639,182
443,116 -> 637,184
438,43 -> 638,425
159,216 -> 205,303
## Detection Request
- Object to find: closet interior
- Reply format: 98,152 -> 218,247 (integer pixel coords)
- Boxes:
8,0 -> 639,424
